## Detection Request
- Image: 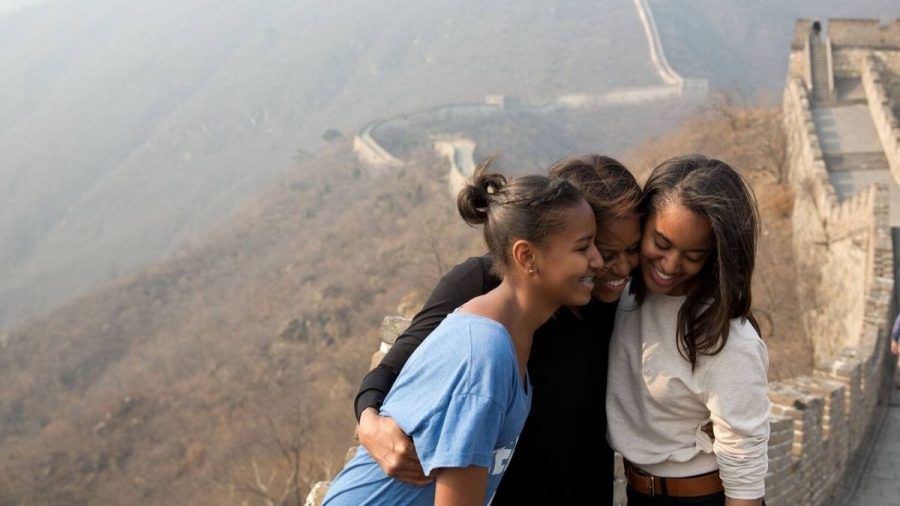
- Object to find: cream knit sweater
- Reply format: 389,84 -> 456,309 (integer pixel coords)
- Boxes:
606,289 -> 770,500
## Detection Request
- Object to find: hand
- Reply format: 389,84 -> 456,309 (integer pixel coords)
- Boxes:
357,408 -> 432,485
891,340 -> 899,355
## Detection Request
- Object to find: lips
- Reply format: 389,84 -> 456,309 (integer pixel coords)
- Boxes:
578,276 -> 595,289
601,277 -> 628,289
650,265 -> 679,287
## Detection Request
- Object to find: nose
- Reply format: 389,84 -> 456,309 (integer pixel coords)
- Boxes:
607,254 -> 630,277
588,243 -> 604,273
658,252 -> 680,274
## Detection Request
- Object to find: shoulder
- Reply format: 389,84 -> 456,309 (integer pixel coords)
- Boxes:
724,318 -> 768,355
706,319 -> 768,375
427,314 -> 513,363
412,314 -> 518,405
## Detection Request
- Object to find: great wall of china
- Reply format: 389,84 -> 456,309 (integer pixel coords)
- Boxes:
307,18 -> 900,506
350,0 -> 708,191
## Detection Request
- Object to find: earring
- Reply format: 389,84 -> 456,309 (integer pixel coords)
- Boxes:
528,266 -> 537,276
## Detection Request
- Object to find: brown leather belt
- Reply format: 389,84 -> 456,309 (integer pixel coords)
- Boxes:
624,460 -> 724,498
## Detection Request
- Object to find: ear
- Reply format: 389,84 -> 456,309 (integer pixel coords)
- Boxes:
511,239 -> 540,275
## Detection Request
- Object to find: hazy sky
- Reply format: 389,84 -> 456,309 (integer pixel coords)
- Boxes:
0,0 -> 48,16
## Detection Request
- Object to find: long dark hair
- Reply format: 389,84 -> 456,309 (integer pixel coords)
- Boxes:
457,158 -> 585,277
630,154 -> 760,368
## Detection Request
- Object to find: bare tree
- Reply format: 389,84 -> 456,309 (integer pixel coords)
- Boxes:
221,399 -> 315,506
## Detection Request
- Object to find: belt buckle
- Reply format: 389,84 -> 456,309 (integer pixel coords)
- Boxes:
648,475 -> 655,497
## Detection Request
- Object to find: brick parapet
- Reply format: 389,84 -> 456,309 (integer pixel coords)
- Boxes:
828,19 -> 900,48
783,78 -> 839,212
862,54 -> 900,187
767,26 -> 896,503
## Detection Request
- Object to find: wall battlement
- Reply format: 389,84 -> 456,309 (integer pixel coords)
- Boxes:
772,21 -> 898,503
862,54 -> 900,186
828,19 -> 900,48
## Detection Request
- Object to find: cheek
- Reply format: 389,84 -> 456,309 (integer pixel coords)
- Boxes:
627,254 -> 640,269
640,239 -> 658,260
684,260 -> 707,278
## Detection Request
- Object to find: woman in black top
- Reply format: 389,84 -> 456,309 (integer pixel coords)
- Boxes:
354,154 -> 643,504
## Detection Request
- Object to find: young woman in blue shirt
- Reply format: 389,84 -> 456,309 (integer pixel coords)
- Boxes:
323,158 -> 605,505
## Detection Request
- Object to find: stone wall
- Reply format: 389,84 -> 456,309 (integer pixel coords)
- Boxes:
831,48 -> 870,78
432,135 -> 476,198
862,54 -> 900,186
767,69 -> 895,505
829,19 -> 900,48
352,121 -> 403,170
786,28 -> 814,90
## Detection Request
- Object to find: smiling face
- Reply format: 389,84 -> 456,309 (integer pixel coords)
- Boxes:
532,199 -> 604,307
592,213 -> 641,303
640,201 -> 713,296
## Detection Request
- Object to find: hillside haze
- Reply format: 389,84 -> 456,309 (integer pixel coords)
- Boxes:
4,0 -> 897,330
0,0 -> 658,330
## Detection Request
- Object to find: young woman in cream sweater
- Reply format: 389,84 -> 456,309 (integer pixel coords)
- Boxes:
607,155 -> 770,506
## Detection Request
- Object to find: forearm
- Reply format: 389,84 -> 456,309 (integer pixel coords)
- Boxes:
725,498 -> 762,506
353,256 -> 494,420
434,466 -> 488,506
354,338 -> 420,420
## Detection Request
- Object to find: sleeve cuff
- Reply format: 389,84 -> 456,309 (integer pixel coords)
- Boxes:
354,389 -> 385,421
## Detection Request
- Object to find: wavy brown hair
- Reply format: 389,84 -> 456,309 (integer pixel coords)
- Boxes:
547,154 -> 642,225
630,154 -> 760,368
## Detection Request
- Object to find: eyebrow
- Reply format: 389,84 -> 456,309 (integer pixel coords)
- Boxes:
575,233 -> 595,243
654,230 -> 710,253
597,238 -> 640,248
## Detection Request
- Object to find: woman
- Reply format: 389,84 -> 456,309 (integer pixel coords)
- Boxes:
324,160 -> 603,504
607,154 -> 770,506
353,154 -> 643,504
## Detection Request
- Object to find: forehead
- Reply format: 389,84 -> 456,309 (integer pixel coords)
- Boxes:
596,214 -> 641,248
649,203 -> 711,249
556,199 -> 596,239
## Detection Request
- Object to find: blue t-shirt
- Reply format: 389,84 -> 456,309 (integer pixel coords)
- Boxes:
324,312 -> 532,505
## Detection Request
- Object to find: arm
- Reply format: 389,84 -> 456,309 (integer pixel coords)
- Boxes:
354,256 -> 496,483
891,315 -> 900,355
434,466 -> 489,506
704,337 -> 771,503
725,499 -> 762,506
354,255 -> 496,419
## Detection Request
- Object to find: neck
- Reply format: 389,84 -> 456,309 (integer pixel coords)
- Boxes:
461,277 -> 560,381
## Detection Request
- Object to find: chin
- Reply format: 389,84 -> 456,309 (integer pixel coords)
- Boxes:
567,289 -> 594,307
591,290 -> 621,303
642,272 -> 680,296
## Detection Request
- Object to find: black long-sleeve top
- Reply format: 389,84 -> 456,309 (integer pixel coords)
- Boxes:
354,255 -> 615,505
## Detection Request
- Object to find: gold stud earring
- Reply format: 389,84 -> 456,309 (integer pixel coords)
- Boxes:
528,266 -> 537,276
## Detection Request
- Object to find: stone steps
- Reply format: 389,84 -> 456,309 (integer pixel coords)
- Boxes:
810,41 -> 831,102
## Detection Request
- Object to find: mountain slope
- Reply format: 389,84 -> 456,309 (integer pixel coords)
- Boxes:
0,0 -> 659,330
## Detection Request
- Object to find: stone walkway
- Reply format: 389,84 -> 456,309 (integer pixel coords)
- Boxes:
811,81 -> 900,227
847,376 -> 900,505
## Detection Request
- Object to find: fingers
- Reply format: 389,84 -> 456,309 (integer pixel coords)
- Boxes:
358,410 -> 431,483
392,471 -> 434,486
382,453 -> 431,484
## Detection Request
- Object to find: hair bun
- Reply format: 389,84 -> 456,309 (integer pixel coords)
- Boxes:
457,158 -> 507,225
